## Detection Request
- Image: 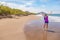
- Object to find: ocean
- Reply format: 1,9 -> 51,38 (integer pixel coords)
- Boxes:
49,14 -> 60,17
36,14 -> 60,22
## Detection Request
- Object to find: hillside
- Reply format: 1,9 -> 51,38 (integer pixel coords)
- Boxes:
0,5 -> 35,19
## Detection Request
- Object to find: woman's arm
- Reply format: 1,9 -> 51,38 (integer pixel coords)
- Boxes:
47,11 -> 52,15
49,11 -> 52,14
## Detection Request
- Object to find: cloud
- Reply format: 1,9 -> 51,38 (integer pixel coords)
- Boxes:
0,1 -> 40,13
0,1 -> 60,14
39,0 -> 49,2
0,1 -> 36,12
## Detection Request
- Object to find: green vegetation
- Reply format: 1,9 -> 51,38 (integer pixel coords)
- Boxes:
0,5 -> 35,19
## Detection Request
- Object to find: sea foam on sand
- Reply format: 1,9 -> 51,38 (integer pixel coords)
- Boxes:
36,15 -> 60,22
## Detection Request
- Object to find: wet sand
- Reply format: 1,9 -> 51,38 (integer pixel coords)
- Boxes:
24,20 -> 60,40
0,15 -> 60,40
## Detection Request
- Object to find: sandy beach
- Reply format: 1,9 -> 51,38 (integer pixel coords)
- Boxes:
0,15 -> 60,40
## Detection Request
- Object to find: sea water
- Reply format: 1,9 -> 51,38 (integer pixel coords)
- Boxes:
36,14 -> 60,22
49,14 -> 60,17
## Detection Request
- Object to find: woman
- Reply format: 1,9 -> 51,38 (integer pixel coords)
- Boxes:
44,14 -> 49,31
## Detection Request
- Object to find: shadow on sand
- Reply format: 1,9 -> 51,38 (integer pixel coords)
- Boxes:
47,30 -> 60,33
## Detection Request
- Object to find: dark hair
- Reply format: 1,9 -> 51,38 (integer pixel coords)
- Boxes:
44,14 -> 47,16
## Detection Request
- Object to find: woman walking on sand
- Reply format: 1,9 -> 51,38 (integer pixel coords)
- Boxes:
44,14 -> 49,31
43,11 -> 52,31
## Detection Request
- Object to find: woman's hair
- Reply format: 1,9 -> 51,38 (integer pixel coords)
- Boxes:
44,14 -> 47,16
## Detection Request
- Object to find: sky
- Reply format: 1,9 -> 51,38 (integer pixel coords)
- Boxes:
0,0 -> 60,14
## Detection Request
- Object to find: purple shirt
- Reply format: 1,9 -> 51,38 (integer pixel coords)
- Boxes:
44,16 -> 48,23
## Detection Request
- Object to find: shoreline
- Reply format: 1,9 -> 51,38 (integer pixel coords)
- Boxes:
0,15 -> 60,40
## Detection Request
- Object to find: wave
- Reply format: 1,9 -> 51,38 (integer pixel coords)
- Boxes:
36,15 -> 60,22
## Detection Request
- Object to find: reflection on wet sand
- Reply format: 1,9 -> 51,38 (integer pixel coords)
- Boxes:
24,25 -> 48,40
24,20 -> 48,40
24,20 -> 60,40
43,30 -> 47,40
24,26 -> 43,40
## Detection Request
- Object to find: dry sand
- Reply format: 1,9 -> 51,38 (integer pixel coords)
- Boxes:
0,15 -> 60,40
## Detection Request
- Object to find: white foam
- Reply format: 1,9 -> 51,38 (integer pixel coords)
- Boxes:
36,15 -> 60,22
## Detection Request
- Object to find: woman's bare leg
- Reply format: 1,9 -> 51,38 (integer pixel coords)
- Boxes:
45,23 -> 48,30
44,23 -> 48,30
43,23 -> 46,30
